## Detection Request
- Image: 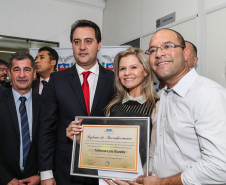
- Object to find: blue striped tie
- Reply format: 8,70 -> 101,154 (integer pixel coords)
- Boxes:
19,96 -> 30,167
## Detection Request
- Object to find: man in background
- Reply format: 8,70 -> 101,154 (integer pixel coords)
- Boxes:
32,46 -> 58,95
39,19 -> 114,185
185,40 -> 198,69
0,52 -> 41,185
0,59 -> 9,87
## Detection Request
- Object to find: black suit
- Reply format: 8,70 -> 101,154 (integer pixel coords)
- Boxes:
39,64 -> 114,185
0,88 -> 41,184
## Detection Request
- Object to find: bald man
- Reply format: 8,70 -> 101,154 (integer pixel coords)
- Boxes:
185,41 -> 198,69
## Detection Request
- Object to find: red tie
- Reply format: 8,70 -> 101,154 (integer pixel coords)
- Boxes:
82,71 -> 91,116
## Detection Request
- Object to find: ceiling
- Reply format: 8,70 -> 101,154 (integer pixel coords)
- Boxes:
55,0 -> 107,9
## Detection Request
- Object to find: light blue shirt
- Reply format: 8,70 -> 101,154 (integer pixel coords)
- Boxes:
152,69 -> 226,184
12,88 -> 33,171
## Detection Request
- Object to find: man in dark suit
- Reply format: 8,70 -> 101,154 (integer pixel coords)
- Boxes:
0,52 -> 41,184
32,46 -> 58,95
39,20 -> 114,185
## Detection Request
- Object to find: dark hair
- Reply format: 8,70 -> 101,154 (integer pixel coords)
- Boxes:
0,59 -> 8,66
8,52 -> 35,70
185,40 -> 197,56
155,28 -> 186,47
70,19 -> 101,43
38,46 -> 59,69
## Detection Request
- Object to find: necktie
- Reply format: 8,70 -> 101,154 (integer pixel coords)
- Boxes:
41,80 -> 48,95
82,71 -> 91,116
19,97 -> 30,167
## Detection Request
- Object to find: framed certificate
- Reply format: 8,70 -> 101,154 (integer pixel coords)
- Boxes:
70,117 -> 150,181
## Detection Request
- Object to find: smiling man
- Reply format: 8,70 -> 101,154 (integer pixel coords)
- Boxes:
38,20 -> 114,185
0,52 -> 41,185
135,28 -> 226,185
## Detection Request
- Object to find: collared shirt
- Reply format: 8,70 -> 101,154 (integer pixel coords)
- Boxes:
122,93 -> 146,104
39,77 -> 50,95
76,62 -> 99,112
152,69 -> 226,184
12,88 -> 33,171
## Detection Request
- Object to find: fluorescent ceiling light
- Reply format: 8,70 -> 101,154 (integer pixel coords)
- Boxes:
0,51 -> 16,53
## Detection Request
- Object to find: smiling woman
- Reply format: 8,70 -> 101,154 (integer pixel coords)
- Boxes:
105,46 -> 158,117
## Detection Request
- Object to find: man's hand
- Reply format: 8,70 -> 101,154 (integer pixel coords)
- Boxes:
104,178 -> 138,185
134,176 -> 161,185
7,178 -> 19,185
134,174 -> 182,185
41,178 -> 56,185
19,175 -> 40,185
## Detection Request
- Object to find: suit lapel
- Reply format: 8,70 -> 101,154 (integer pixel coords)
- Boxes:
91,64 -> 108,115
32,78 -> 40,94
31,93 -> 40,137
4,89 -> 20,139
68,66 -> 87,115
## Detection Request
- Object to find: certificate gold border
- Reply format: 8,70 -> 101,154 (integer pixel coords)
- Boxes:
79,125 -> 139,172
70,116 -> 150,181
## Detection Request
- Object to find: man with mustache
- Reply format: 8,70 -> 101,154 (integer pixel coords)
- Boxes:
0,52 -> 41,185
0,59 -> 9,87
38,19 -> 114,185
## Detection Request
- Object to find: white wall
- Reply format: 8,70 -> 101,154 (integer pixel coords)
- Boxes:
207,7 -> 226,86
103,0 -> 226,87
103,0 -> 197,46
0,0 -> 105,48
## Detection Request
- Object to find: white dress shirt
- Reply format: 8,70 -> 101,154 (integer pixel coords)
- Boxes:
152,69 -> 226,184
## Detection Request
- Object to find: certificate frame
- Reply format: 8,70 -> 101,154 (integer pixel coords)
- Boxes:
70,116 -> 150,181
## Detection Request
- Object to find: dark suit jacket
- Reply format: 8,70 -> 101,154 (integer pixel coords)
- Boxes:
0,88 -> 41,184
38,64 -> 114,185
32,77 -> 40,94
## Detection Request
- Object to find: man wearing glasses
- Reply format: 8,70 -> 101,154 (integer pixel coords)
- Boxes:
107,29 -> 226,185
140,28 -> 226,185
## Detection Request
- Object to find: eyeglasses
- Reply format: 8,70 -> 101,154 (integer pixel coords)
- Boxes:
145,42 -> 185,55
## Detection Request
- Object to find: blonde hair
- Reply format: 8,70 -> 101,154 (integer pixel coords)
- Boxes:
105,46 -> 158,116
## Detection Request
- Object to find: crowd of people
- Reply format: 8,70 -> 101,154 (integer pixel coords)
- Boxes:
0,19 -> 226,185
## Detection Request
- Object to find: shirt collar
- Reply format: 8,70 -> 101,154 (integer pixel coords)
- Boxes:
76,62 -> 99,75
168,69 -> 199,97
12,88 -> 32,103
40,77 -> 50,82
122,93 -> 146,104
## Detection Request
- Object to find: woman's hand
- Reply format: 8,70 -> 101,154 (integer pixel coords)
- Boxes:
66,119 -> 83,141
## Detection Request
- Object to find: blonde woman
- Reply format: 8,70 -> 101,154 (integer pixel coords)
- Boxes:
66,46 -> 159,184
